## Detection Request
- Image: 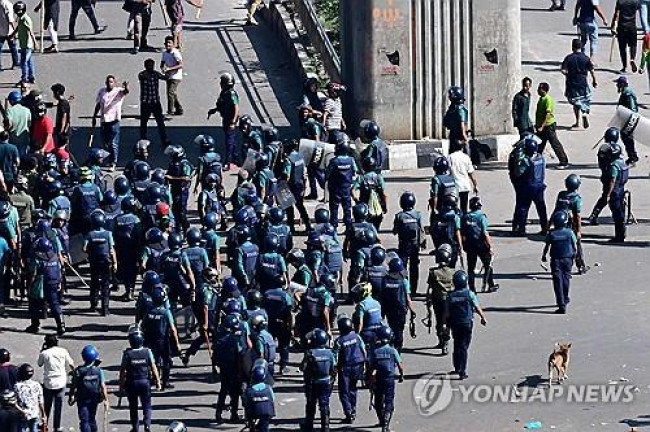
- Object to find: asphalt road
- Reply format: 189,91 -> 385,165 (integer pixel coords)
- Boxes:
2,0 -> 650,431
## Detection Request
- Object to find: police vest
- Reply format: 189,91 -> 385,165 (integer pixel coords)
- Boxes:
161,250 -> 186,284
75,365 -> 102,401
146,245 -> 168,272
554,191 -> 578,215
359,172 -> 379,199
264,288 -> 291,321
395,210 -> 420,247
360,298 -> 382,330
256,330 -> 276,368
306,348 -> 334,384
381,274 -> 408,315
528,155 -> 546,187
201,229 -> 218,263
199,153 -> 223,183
365,265 -> 387,296
448,289 -> 473,326
336,332 -> 365,366
202,190 -> 222,214
184,247 -> 206,279
168,160 -> 192,185
54,226 -> 70,254
461,211 -> 485,250
329,156 -> 354,188
258,253 -> 283,285
435,174 -> 458,211
305,286 -> 328,318
372,345 -> 396,379
240,242 -> 260,280
267,224 -> 290,254
87,230 -> 111,262
74,183 -> 100,218
256,169 -> 277,202
214,332 -> 242,370
114,214 -> 139,246
132,181 -> 150,204
433,211 -> 457,245
288,151 -> 305,189
612,159 -> 629,193
143,306 -> 169,341
429,266 -> 454,301
246,384 -> 275,418
124,348 -> 151,381
549,228 -> 575,259
37,251 -> 61,286
350,222 -> 374,252
324,239 -> 343,273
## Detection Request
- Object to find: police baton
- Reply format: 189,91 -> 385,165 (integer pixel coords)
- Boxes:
591,136 -> 605,150
103,401 -> 109,432
65,261 -> 91,289
540,261 -> 549,272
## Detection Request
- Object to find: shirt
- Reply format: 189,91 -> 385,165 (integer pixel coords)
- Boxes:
31,116 -> 55,153
618,87 -> 638,112
535,94 -> 556,127
54,99 -> 71,134
511,90 -> 533,130
578,0 -> 598,23
616,0 -> 640,30
562,52 -> 593,93
138,70 -> 165,105
0,141 -> 19,181
6,104 -> 31,150
16,14 -> 33,49
95,87 -> 126,123
324,98 -> 343,131
162,49 -> 183,81
9,191 -> 35,227
37,346 -> 74,390
448,150 -> 475,193
0,0 -> 15,37
14,379 -> 43,420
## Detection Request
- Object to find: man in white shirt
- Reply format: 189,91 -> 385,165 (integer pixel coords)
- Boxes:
161,35 -> 183,116
0,0 -> 18,70
91,75 -> 129,170
37,335 -> 74,432
448,142 -> 479,214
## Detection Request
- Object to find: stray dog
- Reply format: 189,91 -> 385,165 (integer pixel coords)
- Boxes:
548,342 -> 571,387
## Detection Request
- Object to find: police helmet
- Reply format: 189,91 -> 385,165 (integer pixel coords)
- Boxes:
314,208 -> 330,224
268,207 -> 285,225
263,126 -> 279,143
103,190 -> 118,206
250,366 -> 267,384
128,330 -> 145,349
79,167 -> 94,182
205,173 -> 219,186
369,246 -> 386,266
81,345 -> 99,364
121,196 -> 137,214
220,72 -> 235,87
433,156 -> 451,174
452,270 -> 469,290
234,207 -> 250,226
166,421 -> 187,432
264,233 -> 280,252
90,210 -> 106,229
246,290 -> 263,309
168,232 -> 183,250
1,389 -> 17,406
186,228 -> 202,246
34,237 -> 53,254
351,282 -> 372,301
310,329 -> 329,348
251,314 -> 267,331
363,121 -> 381,140
283,138 -> 298,153
165,145 -> 186,161
35,218 -> 51,233
52,210 -> 68,222
287,248 -> 305,265
436,243 -> 453,264
133,161 -> 151,181
145,227 -> 164,244
604,127 -> 620,144
151,287 -> 168,307
334,138 -> 350,156
364,228 -> 378,246
133,139 -> 150,157
114,176 -> 130,195
552,211 -> 569,229
448,86 -> 465,103
319,272 -> 337,290
17,363 -> 34,381
223,277 -> 238,294
195,134 -> 216,153
337,316 -> 353,335
238,226 -> 252,243
523,137 -> 538,156
204,267 -> 219,283
7,90 -> 22,104
362,156 -> 377,172
238,115 -> 253,132
88,148 -> 108,163
44,153 -> 58,170
306,232 -> 324,248
0,201 -> 11,219
47,180 -> 63,198
376,325 -> 393,346
388,256 -> 405,273
223,314 -> 240,331
469,196 -> 483,211
224,298 -> 241,315
0,348 -> 9,363
352,203 -> 369,222
151,168 -> 166,186
142,271 -> 161,290
255,153 -> 270,170
203,212 -> 218,230
564,174 -> 581,192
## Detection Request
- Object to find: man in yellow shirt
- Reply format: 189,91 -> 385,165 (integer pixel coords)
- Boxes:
535,82 -> 569,168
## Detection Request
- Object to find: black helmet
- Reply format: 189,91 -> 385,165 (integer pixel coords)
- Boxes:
186,227 -> 202,246
452,270 -> 469,290
151,287 -> 168,307
264,233 -> 280,252
90,210 -> 106,229
145,227 -> 164,244
114,176 -> 130,195
250,314 -> 267,332
263,126 -> 279,143
433,156 -> 450,174
400,191 -> 416,210
337,316 -> 353,335
564,174 -> 581,192
552,211 -> 569,228
319,272 -> 337,290
376,326 -> 393,346
0,348 -> 9,363
13,2 -> 26,14
246,290 -> 263,309
362,156 -> 377,172
287,248 -> 305,265
220,72 -> 235,87
268,207 -> 285,225
388,256 -> 405,273
435,243 -> 453,264
352,203 -> 369,222
128,330 -> 145,349
238,226 -> 252,243
363,121 -> 381,140
133,139 -> 150,158
314,208 -> 330,224
448,86 -> 465,103
168,232 -> 183,250
120,196 -> 136,213
604,127 -> 620,144
369,246 -> 386,266
238,115 -> 253,132
251,365 -> 267,384
151,168 -> 166,186
103,190 -> 118,206
203,212 -> 218,230
223,313 -> 240,331
469,196 -> 483,211
310,329 -> 329,347
195,134 -> 216,153
133,161 -> 151,181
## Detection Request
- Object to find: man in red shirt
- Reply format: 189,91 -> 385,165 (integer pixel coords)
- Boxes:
30,102 -> 54,154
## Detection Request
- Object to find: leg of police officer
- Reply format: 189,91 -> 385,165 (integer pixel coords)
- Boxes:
610,191 -> 626,241
622,131 -> 638,164
316,382 -> 331,431
589,183 -> 609,223
515,189 -> 534,234
269,322 -> 290,373
45,282 -> 64,333
338,368 -> 353,420
466,250 -> 479,293
127,378 -> 151,431
511,182 -> 523,233
98,261 -> 111,315
400,248 -> 419,296
550,257 -> 571,312
387,314 -> 406,352
28,295 -> 44,330
304,382 -> 317,428
118,247 -> 138,300
77,398 -> 98,432
451,322 -> 473,375
328,192 -> 341,228
185,301 -> 207,360
479,250 -> 496,289
432,299 -> 450,351
532,187 -> 549,232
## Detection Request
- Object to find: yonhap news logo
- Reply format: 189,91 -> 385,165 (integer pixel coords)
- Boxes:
412,374 -> 637,417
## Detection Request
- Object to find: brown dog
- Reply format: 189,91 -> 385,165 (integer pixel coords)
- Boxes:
548,342 -> 571,387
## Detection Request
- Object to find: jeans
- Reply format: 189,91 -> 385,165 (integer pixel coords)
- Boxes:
579,21 -> 599,58
20,47 -> 34,83
133,10 -> 152,49
0,36 -> 19,69
617,27 -> 638,68
139,102 -> 168,146
21,418 -> 39,432
100,121 -> 120,165
641,2 -> 650,34
69,0 -> 100,36
166,79 -> 183,114
44,386 -> 66,431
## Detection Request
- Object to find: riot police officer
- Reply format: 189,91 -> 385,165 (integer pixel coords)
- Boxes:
257,234 -> 288,292
246,289 -> 268,326
70,167 -> 102,235
130,161 -> 152,205
263,281 -> 293,375
429,156 -> 458,247
542,211 -> 577,314
101,190 -> 121,231
165,145 -> 194,232
431,195 -> 463,268
243,365 -> 275,432
351,282 -> 383,345
26,238 -> 66,335
141,287 -> 181,390
239,115 -> 265,154
447,270 -> 487,380
332,315 -> 366,424
83,210 -> 117,316
300,329 -> 335,432
119,329 -> 161,432
69,345 -> 108,432
234,226 -> 260,291
201,212 -> 222,272
281,139 -> 311,231
160,232 -> 195,310
426,244 -> 455,355
253,154 -> 278,206
124,140 -> 150,183
265,207 -> 293,255
393,191 -> 425,295
368,325 -> 404,432
250,315 -> 276,380
140,227 -> 169,274
214,314 -> 248,423
554,174 -> 587,273
298,273 -> 334,341
197,173 -> 224,222
193,134 -> 223,193
461,197 -> 499,292
380,257 -> 415,352
354,156 -> 387,229
363,246 -> 387,298
513,138 -> 548,235
46,180 -> 71,219
360,120 -> 388,172
114,196 -> 143,301
325,138 -> 359,229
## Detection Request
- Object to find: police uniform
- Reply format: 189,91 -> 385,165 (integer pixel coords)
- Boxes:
447,288 -> 480,377
201,227 -> 221,268
167,157 -> 194,232
393,208 -> 423,295
282,149 -> 311,230
379,272 -> 411,351
301,345 -> 335,430
243,381 -> 275,432
234,240 -> 260,291
427,265 -> 454,349
184,277 -> 218,361
113,211 -> 143,299
355,171 -> 387,229
429,173 -> 457,230
461,210 -> 497,292
141,241 -> 169,274
353,296 -> 383,345
215,88 -> 240,166
299,285 -> 332,339
160,249 -> 192,309
608,158 -> 629,241
263,287 -> 293,373
364,260 -> 387,299
71,363 -> 105,432
142,304 -> 176,388
368,343 -> 401,428
71,181 -> 102,235
213,321 -> 247,421
253,327 -> 276,379
257,251 -> 287,292
265,221 -> 293,256
198,186 -> 224,222
618,86 -> 639,163
544,227 -> 577,313
120,346 -> 156,431
431,209 -> 462,267
253,167 -> 278,206
84,227 -> 115,315
514,153 -> 548,233
28,248 -> 65,333
332,331 -> 366,420
197,151 -> 223,190
554,190 -> 586,272
360,138 -> 388,173
325,155 -> 358,229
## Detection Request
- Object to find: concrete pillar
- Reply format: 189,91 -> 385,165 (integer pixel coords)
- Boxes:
341,0 -> 521,140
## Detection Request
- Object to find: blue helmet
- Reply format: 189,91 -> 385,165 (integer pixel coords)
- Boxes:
604,127 -> 620,144
224,298 -> 241,315
142,271 -> 161,291
7,91 -> 22,104
376,325 -> 393,345
203,212 -> 218,230
223,277 -> 238,294
433,156 -> 450,174
128,330 -> 144,349
145,227 -> 164,244
388,256 -> 405,273
523,137 -> 538,156
103,190 -> 118,206
90,210 -> 106,229
319,272 -> 337,290
151,287 -> 168,306
399,191 -> 415,210
310,329 -> 329,348
552,211 -> 569,228
34,237 -> 53,254
234,208 -> 250,225
147,185 -> 164,203
134,161 -> 151,181
448,86 -> 465,103
223,314 -> 240,331
268,207 -> 285,225
363,121 -> 381,140
452,270 -> 469,290
352,203 -> 369,222
151,168 -> 166,186
565,174 -> 581,192
264,233 -> 280,252
370,246 -> 386,266
81,345 -> 99,364
314,208 -> 330,224
168,232 -> 183,250
287,248 -> 305,265
186,228 -> 201,246
114,176 -> 130,195
121,196 -> 137,214
35,218 -> 51,233
251,365 -> 267,384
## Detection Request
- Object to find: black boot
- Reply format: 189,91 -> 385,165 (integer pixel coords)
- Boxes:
382,411 -> 393,432
320,414 -> 330,432
56,317 -> 66,336
611,222 -> 626,243
441,341 -> 449,356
